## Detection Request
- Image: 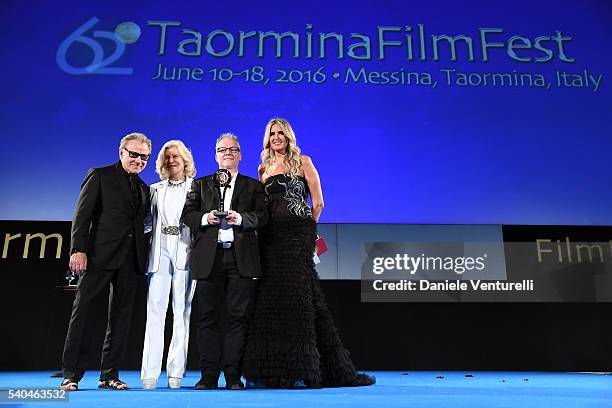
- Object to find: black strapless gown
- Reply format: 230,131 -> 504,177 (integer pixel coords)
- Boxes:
242,174 -> 374,388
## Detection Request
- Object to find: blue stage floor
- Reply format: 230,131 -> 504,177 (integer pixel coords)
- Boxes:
0,371 -> 610,408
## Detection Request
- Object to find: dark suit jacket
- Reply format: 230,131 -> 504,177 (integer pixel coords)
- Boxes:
181,173 -> 268,279
70,161 -> 150,273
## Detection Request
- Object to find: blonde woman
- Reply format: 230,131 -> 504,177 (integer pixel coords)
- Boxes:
243,119 -> 375,389
141,140 -> 197,389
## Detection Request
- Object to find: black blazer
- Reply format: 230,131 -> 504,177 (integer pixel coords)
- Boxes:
181,173 -> 268,279
70,161 -> 150,273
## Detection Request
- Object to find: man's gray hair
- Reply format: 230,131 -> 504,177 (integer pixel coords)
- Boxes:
215,132 -> 240,150
119,132 -> 152,152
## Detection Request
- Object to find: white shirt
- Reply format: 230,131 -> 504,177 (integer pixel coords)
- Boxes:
161,180 -> 188,228
200,172 -> 242,242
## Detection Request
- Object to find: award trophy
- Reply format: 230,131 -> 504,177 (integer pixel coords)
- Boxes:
56,269 -> 79,292
213,168 -> 232,218
66,269 -> 78,287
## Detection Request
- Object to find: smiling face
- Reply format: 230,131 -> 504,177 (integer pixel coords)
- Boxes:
119,139 -> 150,175
269,123 -> 288,154
163,146 -> 185,180
215,136 -> 242,173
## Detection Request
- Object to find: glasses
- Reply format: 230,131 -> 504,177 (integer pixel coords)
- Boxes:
123,148 -> 150,161
216,147 -> 241,154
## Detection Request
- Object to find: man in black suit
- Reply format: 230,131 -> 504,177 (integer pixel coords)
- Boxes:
182,133 -> 267,390
60,133 -> 152,391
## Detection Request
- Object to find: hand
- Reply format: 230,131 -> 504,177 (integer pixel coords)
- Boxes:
226,210 -> 242,226
69,252 -> 87,275
207,211 -> 220,225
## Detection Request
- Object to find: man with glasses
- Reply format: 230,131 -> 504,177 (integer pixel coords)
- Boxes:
60,133 -> 152,391
182,133 -> 268,390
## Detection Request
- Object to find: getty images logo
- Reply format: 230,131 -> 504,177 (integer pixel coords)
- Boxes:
56,17 -> 141,75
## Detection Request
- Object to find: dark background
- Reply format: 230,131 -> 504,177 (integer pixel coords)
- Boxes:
1,221 -> 610,372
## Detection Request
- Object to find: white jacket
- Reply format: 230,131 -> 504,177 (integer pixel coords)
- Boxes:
146,178 -> 193,273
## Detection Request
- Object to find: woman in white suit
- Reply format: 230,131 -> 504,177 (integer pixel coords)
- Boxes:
141,140 -> 197,389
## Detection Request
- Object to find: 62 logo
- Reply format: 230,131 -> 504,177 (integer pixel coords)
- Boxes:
56,17 -> 141,75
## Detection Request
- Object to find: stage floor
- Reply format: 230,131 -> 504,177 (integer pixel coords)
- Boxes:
0,371 -> 610,407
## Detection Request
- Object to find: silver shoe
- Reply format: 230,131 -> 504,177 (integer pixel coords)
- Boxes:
168,377 -> 181,389
142,378 -> 157,390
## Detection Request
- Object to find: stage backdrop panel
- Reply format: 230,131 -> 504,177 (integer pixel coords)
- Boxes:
0,0 -> 611,225
2,221 -> 612,371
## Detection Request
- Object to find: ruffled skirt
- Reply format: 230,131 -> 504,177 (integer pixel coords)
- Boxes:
242,216 -> 374,388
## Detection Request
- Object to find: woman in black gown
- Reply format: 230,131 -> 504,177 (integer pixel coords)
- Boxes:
243,118 -> 374,388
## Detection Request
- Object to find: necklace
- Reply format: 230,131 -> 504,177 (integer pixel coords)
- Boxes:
168,179 -> 186,188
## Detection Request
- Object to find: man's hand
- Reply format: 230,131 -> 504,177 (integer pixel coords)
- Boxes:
69,252 -> 88,274
226,210 -> 242,226
207,211 -> 221,225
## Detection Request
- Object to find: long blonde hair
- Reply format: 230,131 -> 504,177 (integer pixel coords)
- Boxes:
259,118 -> 302,178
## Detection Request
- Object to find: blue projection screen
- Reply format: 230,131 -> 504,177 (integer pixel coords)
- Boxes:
0,0 -> 610,224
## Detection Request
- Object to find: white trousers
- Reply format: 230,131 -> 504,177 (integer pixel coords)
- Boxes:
141,235 -> 195,380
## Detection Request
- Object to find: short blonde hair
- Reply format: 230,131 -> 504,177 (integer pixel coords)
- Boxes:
119,132 -> 152,152
155,140 -> 196,180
